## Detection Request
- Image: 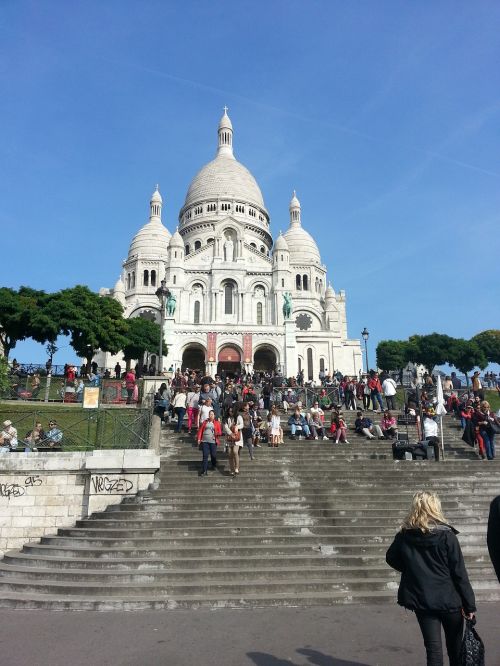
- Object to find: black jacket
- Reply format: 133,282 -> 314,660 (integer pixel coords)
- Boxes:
386,524 -> 476,613
487,495 -> 500,583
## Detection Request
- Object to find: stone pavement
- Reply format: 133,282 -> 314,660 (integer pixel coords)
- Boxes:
0,603 -> 499,666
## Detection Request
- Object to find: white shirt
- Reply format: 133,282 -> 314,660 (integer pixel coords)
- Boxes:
423,417 -> 438,438
187,392 -> 200,408
382,378 -> 397,396
199,404 -> 212,424
172,392 -> 187,408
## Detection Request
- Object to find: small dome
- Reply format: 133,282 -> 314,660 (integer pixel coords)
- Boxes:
273,233 -> 289,252
169,228 -> 183,248
325,284 -> 335,299
289,190 -> 300,210
128,220 -> 170,259
218,108 -> 233,131
114,276 -> 125,293
283,225 -> 321,264
151,185 -> 162,204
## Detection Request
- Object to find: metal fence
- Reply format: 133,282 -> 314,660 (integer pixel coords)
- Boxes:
0,407 -> 152,451
2,377 -> 142,405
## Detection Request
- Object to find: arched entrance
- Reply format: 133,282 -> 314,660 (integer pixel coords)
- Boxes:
217,345 -> 241,378
253,346 -> 278,373
182,345 -> 206,373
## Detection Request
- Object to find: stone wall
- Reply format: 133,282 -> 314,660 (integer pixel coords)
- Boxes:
0,450 -> 160,556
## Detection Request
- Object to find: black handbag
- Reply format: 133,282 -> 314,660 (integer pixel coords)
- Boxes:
460,618 -> 485,666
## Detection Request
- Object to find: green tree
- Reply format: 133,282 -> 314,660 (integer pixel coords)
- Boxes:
472,330 -> 500,364
122,317 -> 162,366
376,340 -> 408,372
0,357 -> 10,396
405,333 -> 456,371
448,339 -> 487,386
55,286 -> 128,370
0,287 -> 59,359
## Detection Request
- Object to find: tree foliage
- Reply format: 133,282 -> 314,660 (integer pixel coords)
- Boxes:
405,333 -> 456,370
376,340 -> 408,372
0,357 -> 10,396
472,330 -> 500,365
122,317 -> 162,362
55,286 -> 128,368
448,338 -> 487,378
0,287 -> 59,359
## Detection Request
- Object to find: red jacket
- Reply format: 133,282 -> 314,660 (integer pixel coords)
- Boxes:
368,378 -> 382,392
197,419 -> 222,446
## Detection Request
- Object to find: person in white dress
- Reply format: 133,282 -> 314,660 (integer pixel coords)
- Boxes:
270,406 -> 281,447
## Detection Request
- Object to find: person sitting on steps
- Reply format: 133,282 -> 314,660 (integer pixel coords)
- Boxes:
381,410 -> 398,439
288,407 -> 312,440
354,411 -> 384,440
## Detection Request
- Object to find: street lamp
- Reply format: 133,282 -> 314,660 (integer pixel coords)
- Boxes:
361,327 -> 369,374
155,279 -> 170,375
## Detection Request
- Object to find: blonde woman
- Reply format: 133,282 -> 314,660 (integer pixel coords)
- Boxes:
386,491 -> 476,666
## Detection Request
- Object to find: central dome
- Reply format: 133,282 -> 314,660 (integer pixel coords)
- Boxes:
184,154 -> 265,209
182,109 -> 267,215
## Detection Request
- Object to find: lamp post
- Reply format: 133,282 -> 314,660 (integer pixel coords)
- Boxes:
155,279 -> 170,375
361,327 -> 369,374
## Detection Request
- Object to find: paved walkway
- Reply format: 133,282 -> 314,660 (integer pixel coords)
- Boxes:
0,602 -> 498,665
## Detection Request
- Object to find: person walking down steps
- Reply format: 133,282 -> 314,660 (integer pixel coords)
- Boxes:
386,491 -> 476,666
196,410 -> 222,477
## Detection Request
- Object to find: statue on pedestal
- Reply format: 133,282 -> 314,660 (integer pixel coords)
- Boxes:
166,293 -> 177,316
283,292 -> 293,319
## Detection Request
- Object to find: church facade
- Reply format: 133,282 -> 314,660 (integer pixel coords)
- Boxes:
99,110 -> 362,379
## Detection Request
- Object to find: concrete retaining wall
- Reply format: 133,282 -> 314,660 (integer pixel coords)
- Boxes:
0,450 -> 160,555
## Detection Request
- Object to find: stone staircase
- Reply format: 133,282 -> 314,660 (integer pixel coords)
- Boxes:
0,412 -> 498,610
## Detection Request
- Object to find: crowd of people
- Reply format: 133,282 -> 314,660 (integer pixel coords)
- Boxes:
152,367 -> 411,476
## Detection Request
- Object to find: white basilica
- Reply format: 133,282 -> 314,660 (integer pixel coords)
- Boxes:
99,109 -> 362,379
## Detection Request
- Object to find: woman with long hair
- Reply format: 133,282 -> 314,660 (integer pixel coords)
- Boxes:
386,491 -> 476,666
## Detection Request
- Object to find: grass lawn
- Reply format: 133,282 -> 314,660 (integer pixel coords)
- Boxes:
0,402 -> 151,451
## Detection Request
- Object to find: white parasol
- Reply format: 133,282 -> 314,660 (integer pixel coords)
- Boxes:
435,374 -> 447,460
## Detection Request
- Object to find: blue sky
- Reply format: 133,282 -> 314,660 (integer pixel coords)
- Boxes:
1,1 -> 499,368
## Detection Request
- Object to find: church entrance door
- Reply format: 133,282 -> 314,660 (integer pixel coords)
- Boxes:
253,347 -> 278,374
181,345 -> 206,373
217,345 -> 242,379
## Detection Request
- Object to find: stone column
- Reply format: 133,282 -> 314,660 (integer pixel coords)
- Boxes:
284,320 -> 298,379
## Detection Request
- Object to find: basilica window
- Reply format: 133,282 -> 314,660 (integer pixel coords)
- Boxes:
249,208 -> 256,217
256,302 -> 263,325
207,203 -> 216,213
250,242 -> 257,249
235,204 -> 244,213
320,358 -> 325,373
281,279 -> 285,287
194,206 -> 203,215
131,272 -> 136,288
127,273 -> 131,290
221,203 -> 231,212
143,270 -> 149,287
194,240 -> 202,251
224,283 -> 234,315
303,275 -> 309,291
151,270 -> 157,287
260,246 -> 266,253
207,237 -> 214,245
185,244 -> 190,255
296,274 -> 302,290
173,276 -> 177,285
194,301 -> 201,324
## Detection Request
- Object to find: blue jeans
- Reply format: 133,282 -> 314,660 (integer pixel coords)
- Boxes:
201,440 -> 217,472
290,424 -> 311,437
371,391 -> 383,410
480,429 -> 495,460
175,407 -> 186,432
